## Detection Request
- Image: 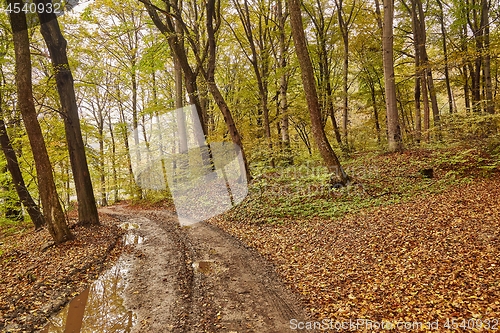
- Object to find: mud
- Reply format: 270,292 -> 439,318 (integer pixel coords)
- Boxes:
42,204 -> 309,332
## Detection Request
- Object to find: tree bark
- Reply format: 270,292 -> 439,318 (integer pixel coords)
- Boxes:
481,0 -> 494,114
36,1 -> 99,226
143,0 -> 213,175
288,0 -> 349,184
277,0 -> 292,164
334,0 -> 357,149
233,0 -> 274,166
107,112 -> 118,202
437,0 -> 454,114
382,0 -> 403,152
9,1 -> 73,243
0,117 -> 45,229
143,0 -> 207,135
303,0 -> 343,147
204,0 -> 251,181
460,23 -> 472,113
467,1 -> 483,112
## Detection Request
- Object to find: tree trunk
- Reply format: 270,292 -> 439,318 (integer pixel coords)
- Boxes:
277,0 -> 292,165
201,0 -> 251,182
460,22 -> 472,113
9,2 -> 73,243
233,0 -> 273,166
99,126 -> 107,207
368,80 -> 382,144
481,0 -> 494,114
421,68 -> 431,143
117,89 -> 138,197
412,0 -> 439,135
414,74 -> 422,143
407,0 -> 422,143
467,4 -> 483,112
0,117 -> 45,229
335,0 -> 353,149
382,0 -> 403,152
107,113 -> 118,202
174,41 -> 189,179
437,0 -> 454,114
36,1 -> 99,226
288,0 -> 349,184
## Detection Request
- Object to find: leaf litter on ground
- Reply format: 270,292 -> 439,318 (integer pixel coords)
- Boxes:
0,212 -> 126,332
210,169 -> 500,331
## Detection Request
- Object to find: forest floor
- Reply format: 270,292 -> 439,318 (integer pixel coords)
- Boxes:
0,145 -> 499,332
0,212 -> 126,332
212,170 -> 500,331
0,205 -> 307,332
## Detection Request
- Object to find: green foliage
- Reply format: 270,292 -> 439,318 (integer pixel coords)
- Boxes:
440,113 -> 500,143
130,189 -> 173,208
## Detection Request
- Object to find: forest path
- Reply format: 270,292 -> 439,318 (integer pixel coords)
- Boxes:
100,204 -> 308,332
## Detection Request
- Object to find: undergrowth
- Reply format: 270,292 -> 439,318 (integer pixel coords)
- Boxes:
226,141 -> 499,225
0,217 -> 31,240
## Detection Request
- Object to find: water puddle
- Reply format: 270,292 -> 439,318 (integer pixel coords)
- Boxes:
192,260 -> 215,274
123,234 -> 144,245
119,222 -> 140,230
40,258 -> 136,333
40,221 -> 143,332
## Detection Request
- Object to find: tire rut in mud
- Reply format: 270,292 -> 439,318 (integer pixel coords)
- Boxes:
103,206 -> 309,332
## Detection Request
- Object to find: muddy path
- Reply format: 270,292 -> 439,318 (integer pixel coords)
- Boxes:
99,204 -> 309,332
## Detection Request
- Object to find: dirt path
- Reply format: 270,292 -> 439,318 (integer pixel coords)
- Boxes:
100,205 -> 308,332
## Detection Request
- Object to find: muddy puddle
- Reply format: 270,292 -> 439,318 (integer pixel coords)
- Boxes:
40,224 -> 143,332
123,234 -> 144,245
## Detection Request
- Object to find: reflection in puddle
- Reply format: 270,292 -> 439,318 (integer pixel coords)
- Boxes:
119,222 -> 139,230
123,234 -> 144,245
41,258 -> 136,333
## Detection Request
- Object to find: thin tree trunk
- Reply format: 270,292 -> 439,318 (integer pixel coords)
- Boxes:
468,4 -> 483,112
413,0 -> 439,134
0,117 -> 45,229
99,127 -> 107,207
9,2 -> 72,243
437,0 -> 454,114
335,0 -> 351,148
407,0 -> 421,143
415,75 -> 422,143
382,0 -> 403,152
481,0 -> 494,114
173,0 -> 189,160
36,1 -> 99,225
117,89 -> 137,197
277,0 -> 292,165
464,65 -> 471,113
334,0 -> 358,149
174,42 -> 189,179
288,0 -> 349,184
203,0 -> 251,182
421,69 -> 430,143
233,0 -> 273,166
107,113 -> 118,202
461,21 -> 472,113
368,80 -> 382,144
